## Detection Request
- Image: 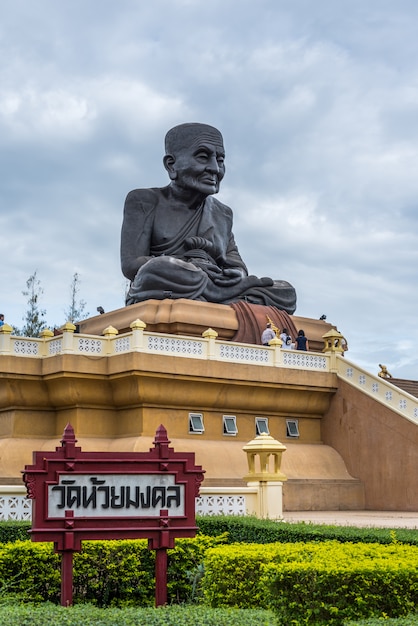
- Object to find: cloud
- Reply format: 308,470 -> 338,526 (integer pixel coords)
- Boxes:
2,1 -> 418,379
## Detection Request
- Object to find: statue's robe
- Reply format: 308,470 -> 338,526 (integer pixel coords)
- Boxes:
121,187 -> 296,313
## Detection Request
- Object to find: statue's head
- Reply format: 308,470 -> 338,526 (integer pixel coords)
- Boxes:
163,123 -> 225,196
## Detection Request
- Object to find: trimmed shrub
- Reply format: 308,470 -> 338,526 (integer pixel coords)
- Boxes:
72,539 -> 155,607
0,540 -> 61,601
166,533 -> 228,603
202,540 -> 418,624
0,521 -> 31,543
196,515 -> 418,546
0,603 -> 280,625
2,518 -> 418,547
0,534 -> 228,606
346,616 -> 418,626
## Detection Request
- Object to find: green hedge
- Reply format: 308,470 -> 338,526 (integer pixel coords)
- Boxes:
0,602 -> 279,625
202,540 -> 418,625
0,534 -> 227,606
0,521 -> 31,543
196,515 -> 418,546
2,518 -> 418,548
346,617 -> 418,626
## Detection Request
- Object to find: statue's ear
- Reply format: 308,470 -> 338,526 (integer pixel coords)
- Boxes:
163,154 -> 177,180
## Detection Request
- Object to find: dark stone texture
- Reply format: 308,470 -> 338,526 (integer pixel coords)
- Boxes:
121,123 -> 296,313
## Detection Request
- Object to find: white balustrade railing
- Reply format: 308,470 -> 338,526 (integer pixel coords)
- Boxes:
282,350 -> 328,370
0,488 -> 32,521
196,494 -> 246,516
337,356 -> 418,426
0,487 -> 256,522
2,323 -> 417,422
0,323 -> 330,372
146,334 -> 205,358
196,486 -> 257,516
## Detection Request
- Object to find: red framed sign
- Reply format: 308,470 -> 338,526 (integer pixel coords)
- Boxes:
23,423 -> 204,606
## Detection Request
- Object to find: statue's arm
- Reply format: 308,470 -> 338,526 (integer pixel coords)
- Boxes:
120,189 -> 156,281
210,207 -> 249,286
205,198 -> 248,274
224,232 -> 248,274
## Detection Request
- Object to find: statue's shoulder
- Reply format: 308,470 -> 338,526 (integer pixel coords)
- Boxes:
206,195 -> 233,219
124,187 -> 162,207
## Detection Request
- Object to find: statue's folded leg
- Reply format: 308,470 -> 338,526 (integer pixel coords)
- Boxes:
201,274 -> 272,303
200,274 -> 296,313
126,256 -> 209,304
126,256 -> 296,314
236,280 -> 297,314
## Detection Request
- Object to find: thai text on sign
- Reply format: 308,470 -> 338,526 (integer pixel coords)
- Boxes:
48,474 -> 184,517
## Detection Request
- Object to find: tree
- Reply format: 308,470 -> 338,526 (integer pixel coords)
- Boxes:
21,271 -> 47,337
64,272 -> 89,323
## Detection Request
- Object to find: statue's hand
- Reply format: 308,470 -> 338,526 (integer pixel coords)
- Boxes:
189,259 -> 223,277
184,236 -> 214,254
212,267 -> 246,287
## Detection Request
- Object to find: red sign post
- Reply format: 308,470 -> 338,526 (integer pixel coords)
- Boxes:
22,424 -> 204,607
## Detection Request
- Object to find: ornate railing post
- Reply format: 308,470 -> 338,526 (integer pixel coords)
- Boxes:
61,322 -> 77,354
0,323 -> 13,355
103,325 -> 118,355
202,328 -> 218,359
130,319 -> 147,351
39,328 -> 54,356
269,336 -> 283,367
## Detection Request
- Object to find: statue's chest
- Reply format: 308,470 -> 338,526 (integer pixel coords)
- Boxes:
152,205 -> 200,245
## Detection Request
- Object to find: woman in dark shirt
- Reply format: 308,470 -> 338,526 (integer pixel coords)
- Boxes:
295,329 -> 309,351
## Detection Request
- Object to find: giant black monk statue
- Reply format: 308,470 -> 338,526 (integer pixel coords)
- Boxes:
121,123 -> 296,313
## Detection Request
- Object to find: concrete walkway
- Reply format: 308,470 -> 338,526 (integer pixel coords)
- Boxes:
283,511 -> 418,529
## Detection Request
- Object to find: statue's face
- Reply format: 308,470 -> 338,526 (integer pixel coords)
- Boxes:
168,131 -> 225,196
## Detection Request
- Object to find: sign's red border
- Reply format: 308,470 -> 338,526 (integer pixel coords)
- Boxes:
22,423 -> 205,606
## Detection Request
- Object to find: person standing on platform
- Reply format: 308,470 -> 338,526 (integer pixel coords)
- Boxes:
261,322 -> 276,346
280,327 -> 292,348
295,329 -> 309,351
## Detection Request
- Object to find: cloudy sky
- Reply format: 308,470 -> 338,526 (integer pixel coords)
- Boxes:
2,0 -> 418,379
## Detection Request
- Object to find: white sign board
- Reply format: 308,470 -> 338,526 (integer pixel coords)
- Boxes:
48,474 -> 184,518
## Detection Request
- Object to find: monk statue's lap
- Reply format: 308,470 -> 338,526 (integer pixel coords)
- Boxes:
121,123 -> 296,313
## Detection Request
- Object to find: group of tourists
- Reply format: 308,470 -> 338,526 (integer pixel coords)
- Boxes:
261,323 -> 309,351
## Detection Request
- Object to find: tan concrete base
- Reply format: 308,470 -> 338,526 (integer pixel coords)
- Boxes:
0,300 -> 366,512
283,511 -> 418,528
78,299 -> 239,339
283,479 -> 365,511
4,436 -> 364,511
77,299 -> 333,352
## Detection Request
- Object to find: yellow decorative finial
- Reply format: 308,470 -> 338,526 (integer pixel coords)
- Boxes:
266,316 -> 279,336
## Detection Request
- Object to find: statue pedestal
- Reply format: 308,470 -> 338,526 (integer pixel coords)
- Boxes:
78,298 -> 332,352
78,299 -> 238,339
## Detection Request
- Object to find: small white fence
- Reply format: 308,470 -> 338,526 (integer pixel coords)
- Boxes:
337,358 -> 418,426
0,486 -> 256,522
0,321 -> 330,372
0,488 -> 32,521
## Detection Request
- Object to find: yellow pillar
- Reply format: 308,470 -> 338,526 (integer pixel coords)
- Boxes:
322,328 -> 345,372
243,434 -> 287,519
130,319 -> 147,351
103,325 -> 119,355
268,336 -> 283,366
39,328 -> 54,357
202,327 -> 218,359
61,322 -> 77,353
0,323 -> 13,355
